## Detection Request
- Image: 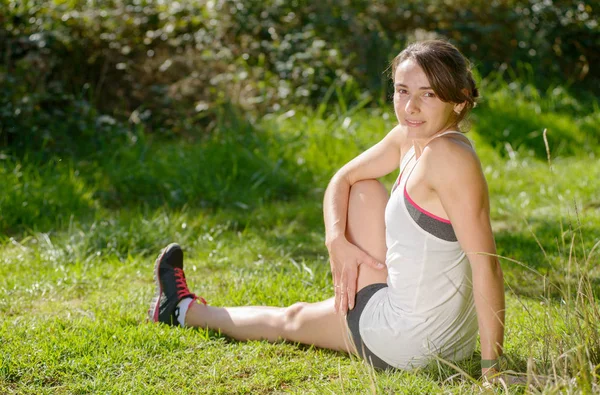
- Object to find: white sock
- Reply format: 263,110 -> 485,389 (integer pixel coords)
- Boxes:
175,297 -> 194,327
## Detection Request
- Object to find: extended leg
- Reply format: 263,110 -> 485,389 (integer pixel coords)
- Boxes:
182,180 -> 389,351
185,298 -> 352,351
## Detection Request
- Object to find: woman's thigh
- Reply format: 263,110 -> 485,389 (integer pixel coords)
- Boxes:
346,179 -> 389,291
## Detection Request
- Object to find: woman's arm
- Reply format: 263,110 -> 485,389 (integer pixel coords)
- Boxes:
324,125 -> 405,313
426,138 -> 505,376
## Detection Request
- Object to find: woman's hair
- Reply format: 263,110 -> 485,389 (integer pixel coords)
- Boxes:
391,40 -> 479,125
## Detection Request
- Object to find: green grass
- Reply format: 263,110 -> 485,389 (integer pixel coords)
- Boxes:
1,82 -> 600,393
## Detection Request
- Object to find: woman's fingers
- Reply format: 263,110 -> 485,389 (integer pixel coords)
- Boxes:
339,271 -> 348,313
358,250 -> 385,270
338,262 -> 360,314
347,271 -> 357,310
331,259 -> 341,312
329,242 -> 374,314
333,284 -> 339,312
334,284 -> 342,313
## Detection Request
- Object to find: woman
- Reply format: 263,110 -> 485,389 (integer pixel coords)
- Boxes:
149,40 -> 506,380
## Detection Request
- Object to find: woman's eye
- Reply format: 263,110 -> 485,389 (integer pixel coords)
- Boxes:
424,92 -> 436,98
396,89 -> 408,95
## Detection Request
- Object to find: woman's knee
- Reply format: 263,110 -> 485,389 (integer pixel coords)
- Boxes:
349,180 -> 388,210
282,302 -> 308,333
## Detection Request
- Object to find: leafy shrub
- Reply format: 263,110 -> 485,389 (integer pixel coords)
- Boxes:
0,70 -> 129,157
1,0 -> 597,154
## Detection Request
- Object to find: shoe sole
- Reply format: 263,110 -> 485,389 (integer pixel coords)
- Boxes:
148,243 -> 178,323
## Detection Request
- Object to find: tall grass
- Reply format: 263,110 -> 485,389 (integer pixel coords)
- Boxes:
0,157 -> 98,234
503,214 -> 600,393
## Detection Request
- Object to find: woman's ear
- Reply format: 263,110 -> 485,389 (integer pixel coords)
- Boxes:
454,101 -> 467,114
454,88 -> 470,114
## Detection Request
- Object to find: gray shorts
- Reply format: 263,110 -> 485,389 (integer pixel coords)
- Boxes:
346,283 -> 395,370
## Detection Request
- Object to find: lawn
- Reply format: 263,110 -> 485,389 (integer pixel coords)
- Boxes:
1,83 -> 599,393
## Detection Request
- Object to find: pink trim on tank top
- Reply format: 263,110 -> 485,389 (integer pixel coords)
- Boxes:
403,186 -> 452,224
392,169 -> 405,192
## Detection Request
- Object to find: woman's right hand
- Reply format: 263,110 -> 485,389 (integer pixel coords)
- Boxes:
326,236 -> 385,314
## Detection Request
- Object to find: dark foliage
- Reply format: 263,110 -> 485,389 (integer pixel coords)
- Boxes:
1,0 -> 598,154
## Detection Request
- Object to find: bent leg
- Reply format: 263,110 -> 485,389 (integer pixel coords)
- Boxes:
346,179 -> 389,291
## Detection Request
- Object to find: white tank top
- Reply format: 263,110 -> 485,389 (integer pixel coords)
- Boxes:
358,131 -> 479,369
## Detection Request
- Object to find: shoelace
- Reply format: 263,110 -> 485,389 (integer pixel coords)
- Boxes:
174,267 -> 207,305
174,267 -> 193,299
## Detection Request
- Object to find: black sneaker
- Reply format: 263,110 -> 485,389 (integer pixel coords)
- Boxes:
148,243 -> 206,326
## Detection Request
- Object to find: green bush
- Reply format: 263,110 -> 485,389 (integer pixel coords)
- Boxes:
1,0 -> 597,154
0,70 -> 129,157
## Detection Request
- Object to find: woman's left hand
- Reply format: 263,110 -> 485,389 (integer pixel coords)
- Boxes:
327,236 -> 384,314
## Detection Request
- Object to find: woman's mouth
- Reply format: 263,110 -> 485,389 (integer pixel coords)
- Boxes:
405,119 -> 425,127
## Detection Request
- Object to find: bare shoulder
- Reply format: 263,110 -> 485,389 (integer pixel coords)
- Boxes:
423,135 -> 484,184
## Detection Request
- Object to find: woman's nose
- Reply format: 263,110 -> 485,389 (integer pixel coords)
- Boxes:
405,97 -> 419,114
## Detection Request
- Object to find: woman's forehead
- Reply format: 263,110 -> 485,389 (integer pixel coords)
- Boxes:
394,59 -> 430,87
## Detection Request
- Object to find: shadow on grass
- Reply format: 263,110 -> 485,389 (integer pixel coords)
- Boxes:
1,107 -> 318,237
93,108 -> 310,212
495,216 -> 600,299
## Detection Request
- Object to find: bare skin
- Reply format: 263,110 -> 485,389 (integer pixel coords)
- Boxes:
184,179 -> 389,352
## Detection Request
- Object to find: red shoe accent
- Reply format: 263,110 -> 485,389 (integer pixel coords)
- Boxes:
173,267 -> 208,305
174,267 -> 193,299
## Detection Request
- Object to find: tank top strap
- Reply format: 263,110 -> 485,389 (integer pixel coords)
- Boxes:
428,130 -> 470,144
400,146 -> 416,169
427,130 -> 472,148
435,130 -> 464,137
395,131 -> 471,192
403,131 -> 470,188
392,146 -> 416,192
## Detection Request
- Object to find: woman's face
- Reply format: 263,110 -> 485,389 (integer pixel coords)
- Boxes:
393,59 -> 461,139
